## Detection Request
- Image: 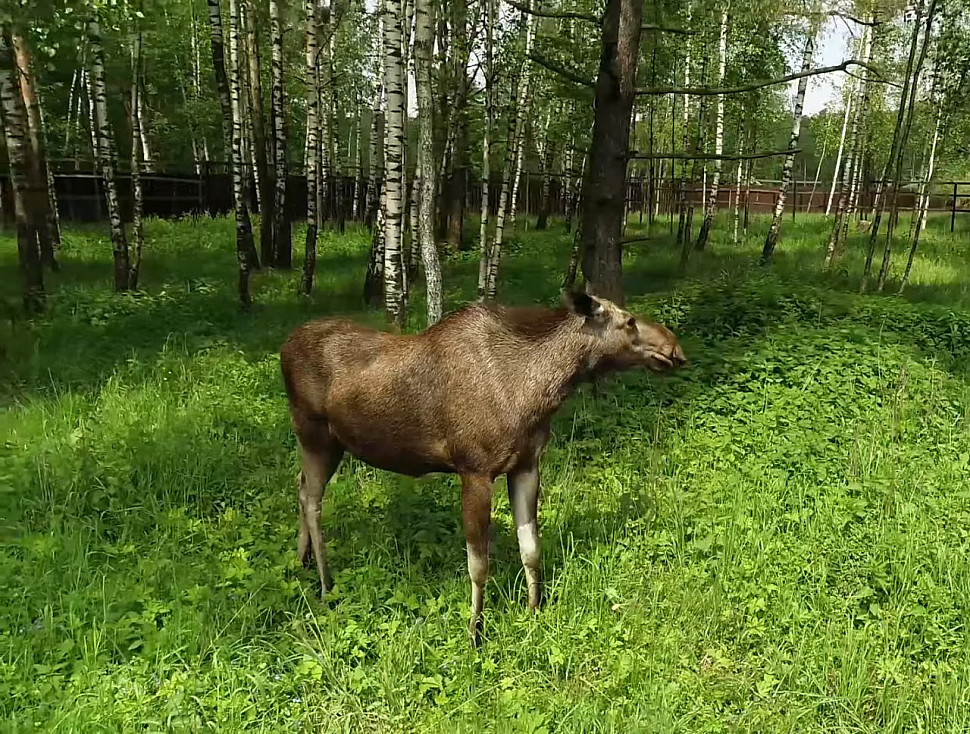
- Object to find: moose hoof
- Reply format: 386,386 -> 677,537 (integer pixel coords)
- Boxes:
468,618 -> 483,647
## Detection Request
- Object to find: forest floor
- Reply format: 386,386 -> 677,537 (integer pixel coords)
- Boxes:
2,212 -> 970,732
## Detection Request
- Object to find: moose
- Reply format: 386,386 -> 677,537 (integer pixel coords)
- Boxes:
279,291 -> 686,644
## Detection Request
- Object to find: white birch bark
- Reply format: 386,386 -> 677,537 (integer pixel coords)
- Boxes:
899,103 -> 941,292
476,0 -> 495,296
301,0 -> 321,292
695,8 -> 728,251
87,17 -> 131,291
825,95 -> 851,215
382,0 -> 407,326
269,0 -> 290,266
761,30 -> 814,263
129,31 -> 145,289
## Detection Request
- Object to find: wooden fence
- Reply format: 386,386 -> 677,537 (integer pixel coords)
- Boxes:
2,166 -> 968,232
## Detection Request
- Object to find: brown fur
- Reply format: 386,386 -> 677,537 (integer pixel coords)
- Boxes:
280,291 -> 686,644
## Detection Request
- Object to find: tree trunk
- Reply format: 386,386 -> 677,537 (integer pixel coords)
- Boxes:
874,0 -> 937,292
0,29 -> 44,312
223,0 -> 259,305
414,0 -> 443,324
206,0 -> 234,159
732,116 -> 745,244
243,0 -> 273,266
535,110 -> 554,230
129,31 -> 146,290
301,0 -> 322,293
365,0 -> 386,229
695,9 -> 728,252
269,0 -> 290,267
675,9 -> 692,247
760,31 -> 814,265
825,95 -> 851,216
476,0 -> 495,297
805,137 -> 826,212
899,103 -> 941,293
88,17 -> 131,292
485,9 -> 533,301
579,0 -> 642,304
861,5 -> 923,291
824,24 -> 872,267
12,32 -> 57,269
383,0 -> 407,327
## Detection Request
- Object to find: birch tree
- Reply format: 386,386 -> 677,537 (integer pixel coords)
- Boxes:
414,0 -> 443,324
760,28 -> 815,265
477,0 -> 495,295
225,0 -> 260,304
301,0 -> 322,294
12,32 -> 58,269
269,0 -> 290,267
383,0 -> 407,327
483,4 -> 534,300
129,28 -> 146,290
695,8 -> 729,252
825,95 -> 852,215
88,16 -> 131,292
0,28 -> 44,312
242,0 -> 273,266
206,0 -> 234,157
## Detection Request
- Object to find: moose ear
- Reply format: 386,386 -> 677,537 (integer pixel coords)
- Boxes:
561,290 -> 606,320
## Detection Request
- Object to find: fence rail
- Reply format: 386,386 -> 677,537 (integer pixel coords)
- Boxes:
2,169 -> 968,232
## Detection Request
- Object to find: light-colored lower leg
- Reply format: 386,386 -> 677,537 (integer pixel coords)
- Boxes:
298,446 -> 343,597
509,464 -> 542,610
461,473 -> 493,646
296,472 -> 311,566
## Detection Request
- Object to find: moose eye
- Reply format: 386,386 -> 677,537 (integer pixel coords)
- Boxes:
626,317 -> 636,329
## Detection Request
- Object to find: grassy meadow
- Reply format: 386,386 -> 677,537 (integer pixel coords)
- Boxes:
2,211 -> 970,732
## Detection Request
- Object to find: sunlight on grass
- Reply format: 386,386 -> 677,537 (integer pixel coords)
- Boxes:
2,212 -> 970,731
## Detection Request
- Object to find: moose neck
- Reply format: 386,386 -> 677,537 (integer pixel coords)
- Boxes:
504,311 -> 603,420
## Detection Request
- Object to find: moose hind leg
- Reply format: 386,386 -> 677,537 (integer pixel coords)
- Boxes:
297,435 -> 345,598
461,473 -> 494,646
508,462 -> 542,611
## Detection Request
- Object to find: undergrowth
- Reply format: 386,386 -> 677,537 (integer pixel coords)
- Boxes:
1,212 -> 970,732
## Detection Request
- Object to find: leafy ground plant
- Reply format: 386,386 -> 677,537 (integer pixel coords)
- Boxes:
2,213 -> 970,732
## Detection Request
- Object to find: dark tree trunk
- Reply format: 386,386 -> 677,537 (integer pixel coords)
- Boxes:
579,0 -> 642,305
0,29 -> 44,312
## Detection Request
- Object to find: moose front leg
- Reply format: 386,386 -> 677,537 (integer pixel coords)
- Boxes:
508,460 -> 542,611
460,473 -> 494,646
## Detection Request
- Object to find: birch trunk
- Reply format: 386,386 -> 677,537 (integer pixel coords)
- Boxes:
477,0 -> 495,296
365,0 -> 385,229
383,0 -> 407,327
414,0 -> 442,324
825,23 -> 871,266
243,0 -> 274,265
675,7 -> 692,245
485,7 -> 534,300
861,5 -> 923,291
269,0 -> 290,267
206,0 -> 234,159
301,0 -> 321,293
874,0 -> 937,292
88,17 -> 131,292
899,104 -> 941,293
760,31 -> 814,264
695,9 -> 728,252
136,92 -> 152,172
732,119 -> 745,244
353,102 -> 365,220
535,110 -> 554,230
0,29 -> 44,311
225,0 -> 259,304
129,32 -> 145,289
12,33 -> 58,267
825,95 -> 851,215
805,137 -> 826,212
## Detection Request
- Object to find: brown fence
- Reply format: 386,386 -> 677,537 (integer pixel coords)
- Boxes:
2,167 -> 968,231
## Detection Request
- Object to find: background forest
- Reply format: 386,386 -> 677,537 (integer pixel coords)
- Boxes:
3,0 -> 970,730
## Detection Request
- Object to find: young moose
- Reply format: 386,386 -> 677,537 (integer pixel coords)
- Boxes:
280,291 -> 686,644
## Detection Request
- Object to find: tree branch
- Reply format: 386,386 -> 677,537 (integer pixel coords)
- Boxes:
636,60 -> 884,96
641,24 -> 694,35
628,149 -> 802,161
529,52 -> 594,87
503,0 -> 600,24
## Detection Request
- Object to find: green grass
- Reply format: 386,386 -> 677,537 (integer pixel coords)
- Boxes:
2,211 -> 970,732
